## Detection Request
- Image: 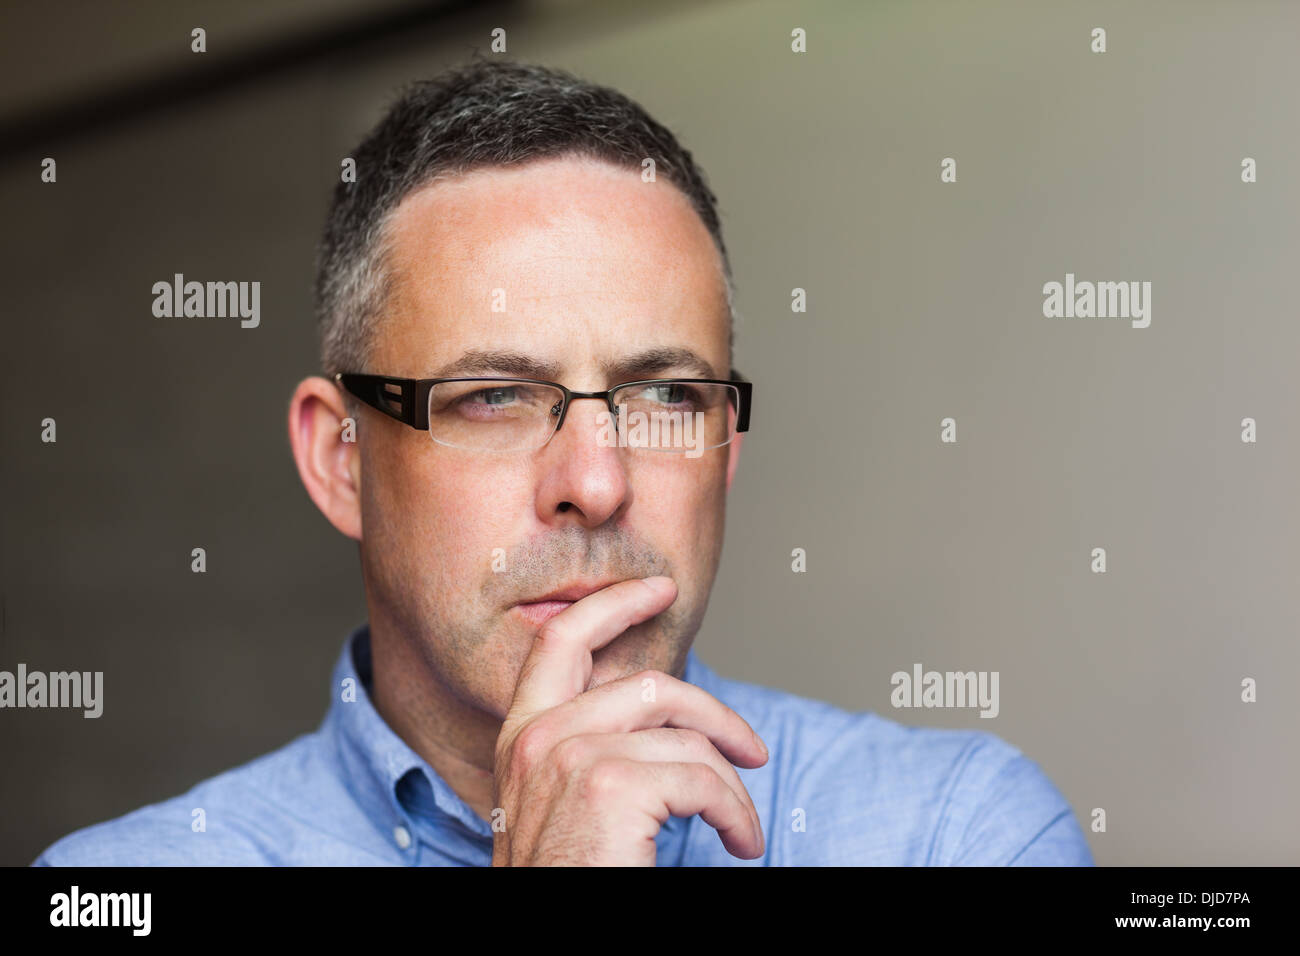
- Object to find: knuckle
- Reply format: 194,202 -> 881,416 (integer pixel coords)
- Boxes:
686,761 -> 723,791
582,758 -> 633,802
627,668 -> 674,703
632,668 -> 669,686
668,727 -> 712,757
510,722 -> 552,770
550,735 -> 590,775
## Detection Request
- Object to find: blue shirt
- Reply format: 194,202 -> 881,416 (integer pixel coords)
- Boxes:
33,624 -> 1093,866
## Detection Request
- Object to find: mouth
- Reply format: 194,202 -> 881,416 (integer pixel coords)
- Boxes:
512,600 -> 575,626
512,579 -> 622,626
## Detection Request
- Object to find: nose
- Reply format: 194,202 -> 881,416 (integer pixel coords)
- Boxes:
533,395 -> 630,528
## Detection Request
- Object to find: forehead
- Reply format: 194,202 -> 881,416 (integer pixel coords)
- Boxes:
373,154 -> 730,379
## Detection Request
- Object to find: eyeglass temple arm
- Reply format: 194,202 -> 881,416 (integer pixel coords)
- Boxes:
334,373 -> 425,430
728,370 -> 752,433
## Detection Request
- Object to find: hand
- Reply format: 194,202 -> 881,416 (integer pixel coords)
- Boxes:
491,576 -> 769,866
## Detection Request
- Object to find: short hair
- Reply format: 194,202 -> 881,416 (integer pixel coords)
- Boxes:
314,55 -> 735,384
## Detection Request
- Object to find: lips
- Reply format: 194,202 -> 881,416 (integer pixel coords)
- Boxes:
513,600 -> 574,626
512,579 -> 621,626
523,578 -> 626,604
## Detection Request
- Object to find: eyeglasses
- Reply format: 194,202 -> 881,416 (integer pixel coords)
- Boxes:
333,370 -> 752,454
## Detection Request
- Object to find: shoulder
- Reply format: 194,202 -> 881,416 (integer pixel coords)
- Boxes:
694,662 -> 1094,865
32,731 -> 370,866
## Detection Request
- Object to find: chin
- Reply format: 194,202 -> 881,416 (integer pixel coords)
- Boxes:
589,633 -> 681,688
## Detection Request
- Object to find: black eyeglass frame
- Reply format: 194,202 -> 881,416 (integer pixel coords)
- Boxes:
333,370 -> 752,439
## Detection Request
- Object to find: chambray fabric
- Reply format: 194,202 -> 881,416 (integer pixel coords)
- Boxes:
34,623 -> 1093,866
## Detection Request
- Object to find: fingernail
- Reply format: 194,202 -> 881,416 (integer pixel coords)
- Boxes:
753,731 -> 768,757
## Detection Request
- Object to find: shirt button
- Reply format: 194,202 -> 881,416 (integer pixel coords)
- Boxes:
394,825 -> 412,850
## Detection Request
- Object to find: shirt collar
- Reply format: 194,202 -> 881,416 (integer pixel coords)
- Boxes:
325,622 -> 710,850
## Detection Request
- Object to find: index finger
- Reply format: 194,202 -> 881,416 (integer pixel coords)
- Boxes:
508,576 -> 678,718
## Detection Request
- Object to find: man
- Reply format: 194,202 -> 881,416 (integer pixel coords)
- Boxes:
35,57 -> 1092,866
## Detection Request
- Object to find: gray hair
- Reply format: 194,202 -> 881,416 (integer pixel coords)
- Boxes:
314,55 -> 736,385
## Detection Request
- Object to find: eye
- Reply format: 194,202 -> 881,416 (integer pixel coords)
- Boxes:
470,387 -> 518,405
639,383 -> 696,405
652,384 -> 683,403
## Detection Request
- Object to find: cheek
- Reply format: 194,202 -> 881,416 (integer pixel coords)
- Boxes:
408,455 -> 528,586
363,436 -> 520,583
628,457 -> 728,565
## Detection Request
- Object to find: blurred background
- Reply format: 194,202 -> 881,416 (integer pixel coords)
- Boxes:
2,0 -> 1297,866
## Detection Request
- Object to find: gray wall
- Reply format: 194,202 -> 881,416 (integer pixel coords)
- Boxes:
2,0 -> 1297,865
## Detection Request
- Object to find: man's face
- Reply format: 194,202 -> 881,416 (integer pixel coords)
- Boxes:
355,154 -> 740,720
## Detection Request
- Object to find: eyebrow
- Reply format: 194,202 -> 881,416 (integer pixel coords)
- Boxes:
432,346 -> 720,382
606,347 -> 718,380
433,350 -> 561,380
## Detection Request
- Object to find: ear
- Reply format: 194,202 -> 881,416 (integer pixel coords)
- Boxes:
725,430 -> 744,492
287,376 -> 362,540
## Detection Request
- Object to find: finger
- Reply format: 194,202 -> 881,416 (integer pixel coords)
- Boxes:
528,669 -> 769,769
629,760 -> 764,859
508,576 -> 678,717
558,728 -> 762,836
